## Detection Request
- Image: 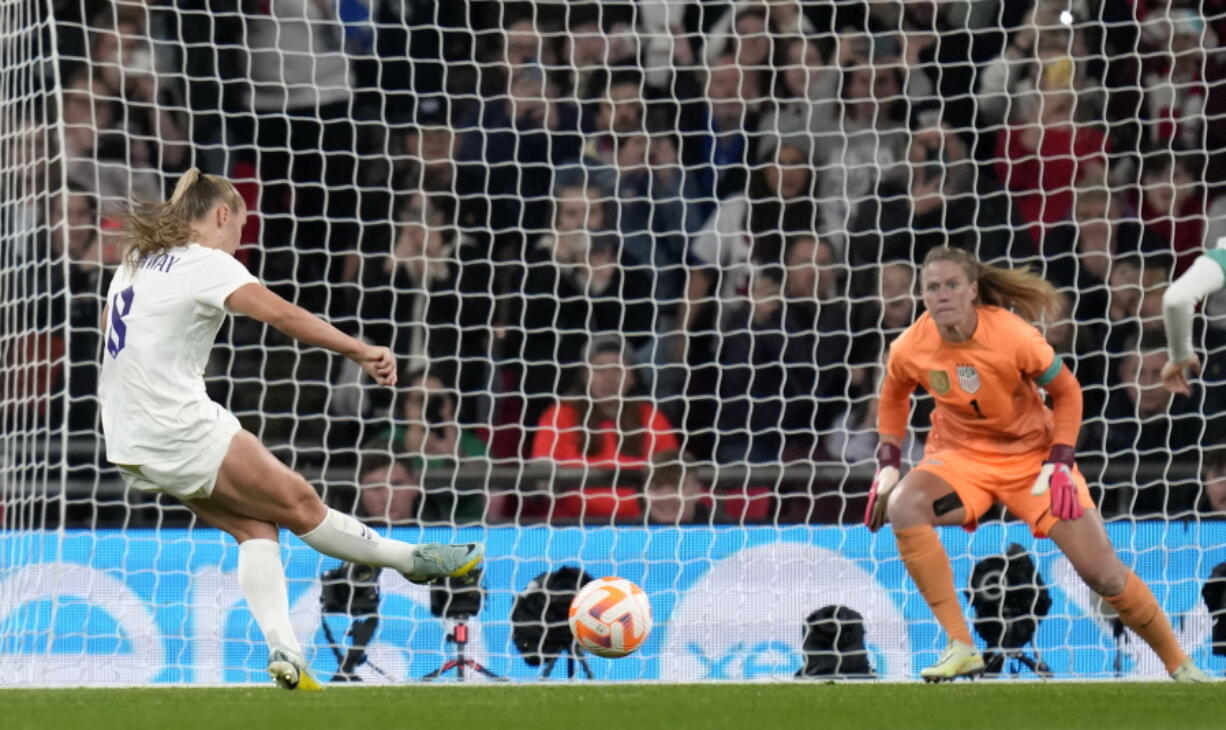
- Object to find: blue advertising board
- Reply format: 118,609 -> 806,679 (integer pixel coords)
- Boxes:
1,523 -> 1223,684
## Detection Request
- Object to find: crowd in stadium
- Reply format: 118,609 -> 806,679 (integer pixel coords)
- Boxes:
37,0 -> 1226,525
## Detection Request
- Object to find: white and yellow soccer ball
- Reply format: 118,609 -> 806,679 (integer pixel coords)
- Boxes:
567,576 -> 653,658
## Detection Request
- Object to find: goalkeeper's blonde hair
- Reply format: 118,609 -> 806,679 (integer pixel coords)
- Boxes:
121,168 -> 243,267
922,246 -> 1062,323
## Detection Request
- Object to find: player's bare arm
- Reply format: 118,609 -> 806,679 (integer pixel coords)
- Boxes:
225,282 -> 397,387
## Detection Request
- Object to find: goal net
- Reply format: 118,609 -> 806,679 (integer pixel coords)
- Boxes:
3,0 -> 1225,684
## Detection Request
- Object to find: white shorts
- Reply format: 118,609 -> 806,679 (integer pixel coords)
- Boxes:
116,410 -> 242,501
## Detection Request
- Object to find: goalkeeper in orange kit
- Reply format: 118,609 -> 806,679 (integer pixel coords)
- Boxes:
865,246 -> 1211,683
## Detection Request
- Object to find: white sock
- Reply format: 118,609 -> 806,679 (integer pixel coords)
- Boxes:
237,538 -> 303,657
297,508 -> 418,574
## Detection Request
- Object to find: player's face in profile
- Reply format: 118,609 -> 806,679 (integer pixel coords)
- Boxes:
222,202 -> 248,254
921,260 -> 978,328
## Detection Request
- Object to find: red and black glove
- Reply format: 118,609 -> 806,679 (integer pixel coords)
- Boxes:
864,442 -> 902,532
1030,444 -> 1083,521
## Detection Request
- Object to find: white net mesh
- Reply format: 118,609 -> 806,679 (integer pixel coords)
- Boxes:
2,0 -> 1226,684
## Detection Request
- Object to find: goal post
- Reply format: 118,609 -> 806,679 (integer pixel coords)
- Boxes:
2,0 -> 1225,684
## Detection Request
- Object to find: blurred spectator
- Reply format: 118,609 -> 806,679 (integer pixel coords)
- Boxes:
1136,151 -> 1206,276
978,1 -> 1103,130
1043,188 -> 1168,400
88,11 -> 188,179
1140,8 -> 1217,152
848,260 -> 919,376
1044,187 -> 1166,299
757,36 -> 839,141
389,97 -> 486,229
531,335 -> 679,467
687,135 -> 818,330
714,258 -> 847,464
1090,331 -> 1204,516
355,449 -> 423,525
815,61 -> 908,252
60,63 -> 160,209
239,0 -> 360,308
995,56 -> 1109,249
579,67 -> 648,202
399,369 -> 488,466
784,234 -> 843,312
610,132 -> 702,308
397,371 -> 488,525
677,131 -> 817,455
367,0 -> 474,102
644,451 -> 711,524
1201,448 -> 1226,514
461,63 -> 582,239
824,363 -> 926,465
727,7 -> 772,114
683,55 -> 758,211
355,194 -> 494,416
848,110 -> 1017,281
704,1 -> 815,63
714,265 -> 787,463
356,372 -> 487,525
561,1 -> 636,101
833,0 -> 997,140
502,14 -> 548,68
781,234 -> 854,442
506,182 -> 654,436
46,188 -> 117,432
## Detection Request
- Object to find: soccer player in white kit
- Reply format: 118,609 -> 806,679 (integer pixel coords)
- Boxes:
98,170 -> 484,690
1161,237 -> 1226,395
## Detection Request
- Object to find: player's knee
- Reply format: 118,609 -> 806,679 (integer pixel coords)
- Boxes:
1082,564 -> 1127,597
280,474 -> 326,533
886,485 -> 932,528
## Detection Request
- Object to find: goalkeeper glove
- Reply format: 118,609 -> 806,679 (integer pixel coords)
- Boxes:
864,442 -> 902,532
1030,444 -> 1083,521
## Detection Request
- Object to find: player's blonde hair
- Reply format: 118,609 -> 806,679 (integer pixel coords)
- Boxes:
121,168 -> 243,266
922,246 -> 1062,322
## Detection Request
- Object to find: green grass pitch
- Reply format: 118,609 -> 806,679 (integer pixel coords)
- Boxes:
3,683 -> 1224,730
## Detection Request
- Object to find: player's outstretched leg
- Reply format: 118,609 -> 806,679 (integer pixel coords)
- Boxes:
296,508 -> 484,585
1050,511 -> 1212,683
400,542 -> 485,584
211,431 -> 485,585
1103,571 -> 1212,683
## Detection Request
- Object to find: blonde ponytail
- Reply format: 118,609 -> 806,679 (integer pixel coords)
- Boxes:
121,168 -> 243,266
922,246 -> 1061,322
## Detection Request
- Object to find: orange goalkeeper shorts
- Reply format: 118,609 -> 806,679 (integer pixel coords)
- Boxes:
911,446 -> 1095,538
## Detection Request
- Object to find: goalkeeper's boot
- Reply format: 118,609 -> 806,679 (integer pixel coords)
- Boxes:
1171,658 -> 1213,684
268,648 -> 323,691
920,640 -> 985,683
401,542 -> 484,585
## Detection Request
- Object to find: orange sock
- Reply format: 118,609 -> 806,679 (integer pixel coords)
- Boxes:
895,524 -> 973,646
1104,571 -> 1188,673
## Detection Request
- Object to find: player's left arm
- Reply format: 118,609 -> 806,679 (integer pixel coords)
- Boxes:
1030,362 -> 1084,520
226,282 -> 397,387
1015,316 -> 1085,519
1162,253 -> 1225,395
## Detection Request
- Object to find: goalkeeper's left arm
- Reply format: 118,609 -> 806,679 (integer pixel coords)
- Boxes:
1162,246 -> 1226,395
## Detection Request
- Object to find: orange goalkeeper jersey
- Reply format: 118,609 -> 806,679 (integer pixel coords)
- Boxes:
880,305 -> 1064,456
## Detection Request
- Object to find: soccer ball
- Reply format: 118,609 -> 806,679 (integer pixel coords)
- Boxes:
567,576 -> 653,658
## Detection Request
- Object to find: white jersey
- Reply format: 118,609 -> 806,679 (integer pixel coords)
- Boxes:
99,243 -> 258,465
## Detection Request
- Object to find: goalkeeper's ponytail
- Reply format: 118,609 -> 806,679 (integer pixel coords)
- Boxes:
922,246 -> 1062,323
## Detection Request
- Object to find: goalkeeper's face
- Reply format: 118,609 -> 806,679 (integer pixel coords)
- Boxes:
921,260 -> 978,329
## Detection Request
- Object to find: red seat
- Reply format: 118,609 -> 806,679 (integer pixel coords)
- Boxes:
555,488 -> 643,522
717,487 -> 774,523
